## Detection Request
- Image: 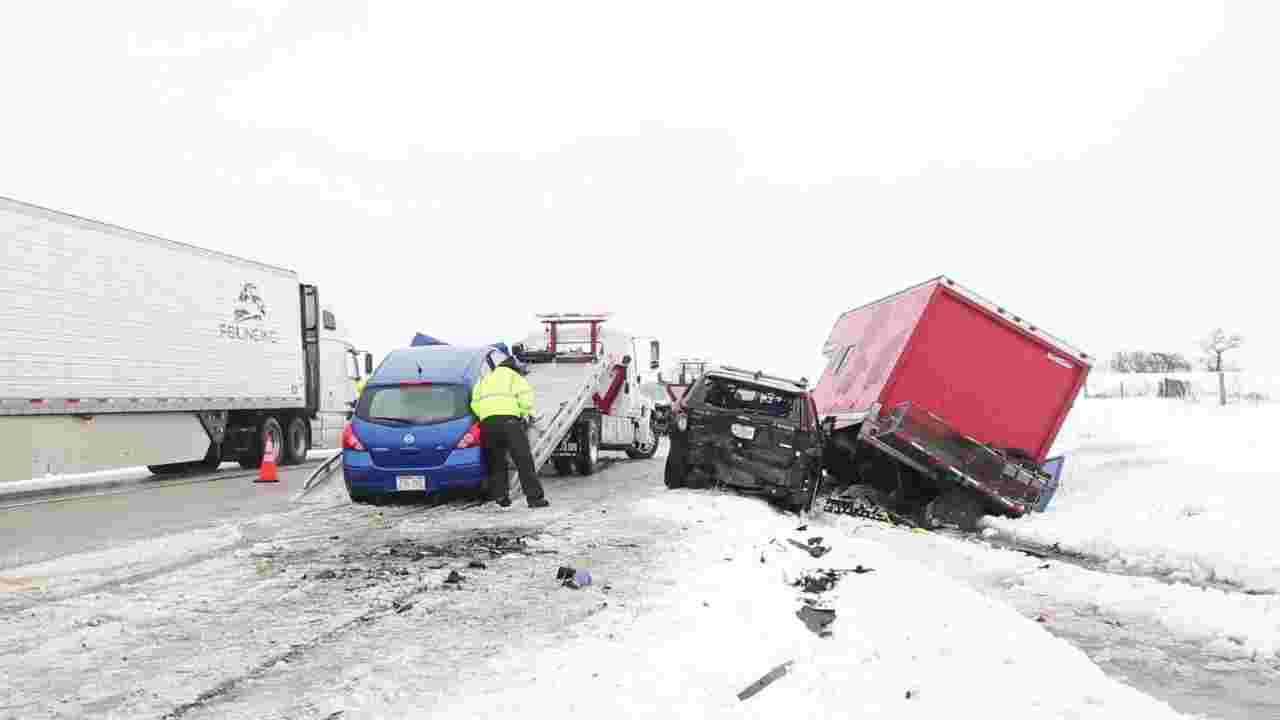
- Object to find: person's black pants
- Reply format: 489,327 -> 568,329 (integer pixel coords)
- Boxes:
480,416 -> 544,502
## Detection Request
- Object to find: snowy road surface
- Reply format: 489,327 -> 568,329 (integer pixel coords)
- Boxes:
1,461 -> 322,571
1,442 -> 1205,720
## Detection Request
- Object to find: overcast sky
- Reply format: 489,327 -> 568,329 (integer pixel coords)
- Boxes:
3,0 -> 1272,382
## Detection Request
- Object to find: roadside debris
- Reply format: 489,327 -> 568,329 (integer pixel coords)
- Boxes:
787,538 -> 831,558
556,566 -> 592,589
444,570 -> 465,585
796,604 -> 836,637
823,486 -> 917,526
393,600 -> 415,614
737,660 -> 795,701
468,560 -> 487,569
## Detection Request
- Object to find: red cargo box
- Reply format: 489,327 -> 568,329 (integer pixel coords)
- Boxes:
813,277 -> 1092,463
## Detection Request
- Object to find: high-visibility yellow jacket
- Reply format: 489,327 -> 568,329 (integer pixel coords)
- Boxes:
355,378 -> 368,398
471,366 -> 535,421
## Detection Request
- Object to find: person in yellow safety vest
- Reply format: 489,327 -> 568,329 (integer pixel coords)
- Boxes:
355,377 -> 368,398
471,357 -> 548,508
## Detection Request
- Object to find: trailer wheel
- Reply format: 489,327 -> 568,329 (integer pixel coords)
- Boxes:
574,418 -> 600,476
553,457 -> 575,476
239,417 -> 284,469
924,489 -> 986,532
283,417 -> 309,466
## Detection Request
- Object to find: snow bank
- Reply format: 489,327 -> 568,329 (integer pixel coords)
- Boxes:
988,398 -> 1280,595
830,515 -> 1280,663
411,493 -> 1184,719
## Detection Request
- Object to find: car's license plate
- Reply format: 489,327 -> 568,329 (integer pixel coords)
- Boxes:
731,423 -> 756,440
396,475 -> 426,491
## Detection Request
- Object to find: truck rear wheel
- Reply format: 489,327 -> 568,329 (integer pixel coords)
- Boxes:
283,417 -> 309,466
238,417 -> 284,470
574,418 -> 600,476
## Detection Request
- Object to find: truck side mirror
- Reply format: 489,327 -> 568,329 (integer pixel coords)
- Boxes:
364,353 -> 373,375
649,340 -> 660,370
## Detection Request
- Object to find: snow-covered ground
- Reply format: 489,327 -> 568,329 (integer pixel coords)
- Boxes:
425,493 -> 1185,720
1,447 -> 1193,719
982,397 -> 1280,661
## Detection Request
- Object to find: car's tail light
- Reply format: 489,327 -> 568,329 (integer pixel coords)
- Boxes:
456,422 -> 483,449
676,412 -> 688,431
342,422 -> 366,451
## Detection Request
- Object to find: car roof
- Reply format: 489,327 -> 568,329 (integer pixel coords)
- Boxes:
704,365 -> 809,394
372,345 -> 493,386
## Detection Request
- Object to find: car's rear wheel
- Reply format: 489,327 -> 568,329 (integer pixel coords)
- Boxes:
553,457 -> 575,476
664,440 -> 688,488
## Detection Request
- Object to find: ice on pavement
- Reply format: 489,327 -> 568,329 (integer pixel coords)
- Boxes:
986,397 -> 1280,595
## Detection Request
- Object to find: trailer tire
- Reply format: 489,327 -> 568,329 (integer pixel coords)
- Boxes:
238,417 -> 284,469
553,458 -> 575,476
924,489 -> 986,532
283,417 -> 309,466
574,417 -> 600,476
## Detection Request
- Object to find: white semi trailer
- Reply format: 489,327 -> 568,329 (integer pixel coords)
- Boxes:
0,196 -> 373,483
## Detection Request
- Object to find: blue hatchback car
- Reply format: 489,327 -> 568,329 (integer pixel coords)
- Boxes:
343,345 -> 512,503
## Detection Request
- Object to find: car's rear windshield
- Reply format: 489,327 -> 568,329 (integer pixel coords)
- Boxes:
699,377 -> 800,419
357,384 -> 471,426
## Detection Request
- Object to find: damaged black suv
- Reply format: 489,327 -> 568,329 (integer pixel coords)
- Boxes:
664,366 -> 824,512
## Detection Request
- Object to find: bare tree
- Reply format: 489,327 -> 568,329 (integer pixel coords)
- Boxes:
1200,329 -> 1244,405
1200,329 -> 1244,373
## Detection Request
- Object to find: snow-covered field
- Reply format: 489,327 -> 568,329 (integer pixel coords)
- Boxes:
1085,371 -> 1280,401
984,397 -> 1280,660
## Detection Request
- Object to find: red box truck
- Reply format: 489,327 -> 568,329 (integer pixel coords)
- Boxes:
813,277 -> 1092,528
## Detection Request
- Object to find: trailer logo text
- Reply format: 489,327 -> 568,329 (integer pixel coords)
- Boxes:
219,282 -> 280,343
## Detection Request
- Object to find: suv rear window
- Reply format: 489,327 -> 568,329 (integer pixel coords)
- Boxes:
357,385 -> 471,426
699,376 -> 800,419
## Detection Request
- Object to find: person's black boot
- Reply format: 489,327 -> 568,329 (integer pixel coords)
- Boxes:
527,497 -> 550,509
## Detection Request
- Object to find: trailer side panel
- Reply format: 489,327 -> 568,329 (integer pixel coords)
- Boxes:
0,197 -> 305,415
812,280 -> 936,421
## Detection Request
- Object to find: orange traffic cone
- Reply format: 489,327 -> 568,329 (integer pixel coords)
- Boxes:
256,435 -> 280,483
